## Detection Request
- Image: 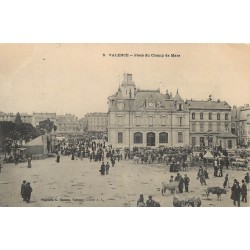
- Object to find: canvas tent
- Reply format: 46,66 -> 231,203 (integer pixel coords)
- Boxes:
203,150 -> 214,159
24,135 -> 48,156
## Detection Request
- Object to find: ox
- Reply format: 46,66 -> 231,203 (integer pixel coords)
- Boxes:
162,181 -> 178,195
206,187 -> 227,201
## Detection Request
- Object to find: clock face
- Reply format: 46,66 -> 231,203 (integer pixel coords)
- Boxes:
148,102 -> 154,107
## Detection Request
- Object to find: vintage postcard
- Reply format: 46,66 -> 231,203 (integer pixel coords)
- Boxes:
0,44 -> 249,207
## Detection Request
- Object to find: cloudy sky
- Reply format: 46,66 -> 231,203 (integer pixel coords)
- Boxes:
0,44 -> 249,118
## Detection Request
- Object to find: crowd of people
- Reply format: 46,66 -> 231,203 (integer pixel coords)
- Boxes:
1,135 -> 249,207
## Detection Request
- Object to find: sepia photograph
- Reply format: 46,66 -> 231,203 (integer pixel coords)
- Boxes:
0,43 -> 249,207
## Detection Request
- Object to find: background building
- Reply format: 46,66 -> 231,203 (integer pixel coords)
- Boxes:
232,104 -> 250,146
32,112 -> 57,127
85,112 -> 108,137
56,114 -> 80,135
0,111 -> 32,124
107,73 -> 190,148
187,99 -> 236,148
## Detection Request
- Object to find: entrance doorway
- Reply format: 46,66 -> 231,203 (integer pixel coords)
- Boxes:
147,132 -> 155,146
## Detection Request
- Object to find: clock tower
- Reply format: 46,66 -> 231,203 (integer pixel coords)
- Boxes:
121,73 -> 136,98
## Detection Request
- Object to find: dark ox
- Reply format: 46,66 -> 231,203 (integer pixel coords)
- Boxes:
206,187 -> 227,201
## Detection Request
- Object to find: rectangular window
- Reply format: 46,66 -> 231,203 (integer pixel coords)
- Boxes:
225,122 -> 229,132
209,113 -> 212,120
225,113 -> 228,120
179,117 -> 182,126
159,132 -> 168,143
200,113 -> 203,120
217,122 -> 221,132
136,116 -> 140,126
118,132 -> 123,143
149,116 -> 153,126
217,113 -> 220,120
192,113 -> 195,120
178,132 -> 183,143
118,116 -> 123,126
191,123 -> 196,132
200,122 -> 204,132
161,116 -> 166,126
208,123 -> 213,131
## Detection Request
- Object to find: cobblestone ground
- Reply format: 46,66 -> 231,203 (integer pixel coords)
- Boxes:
0,156 -> 249,207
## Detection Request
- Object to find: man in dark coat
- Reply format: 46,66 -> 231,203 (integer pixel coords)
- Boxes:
111,156 -> 115,167
178,175 -> 184,193
105,162 -> 110,174
24,182 -> 32,203
100,162 -> 105,175
184,174 -> 190,192
241,180 -> 247,203
21,180 -> 26,201
231,181 -> 241,207
146,195 -> 154,207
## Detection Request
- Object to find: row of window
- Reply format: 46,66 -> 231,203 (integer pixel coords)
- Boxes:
117,132 -> 184,144
191,112 -> 229,120
191,122 -> 229,132
118,116 -> 185,127
89,118 -> 107,125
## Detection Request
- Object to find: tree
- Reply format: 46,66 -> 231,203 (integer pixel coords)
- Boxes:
14,112 -> 22,124
0,121 -> 41,142
39,119 -> 54,133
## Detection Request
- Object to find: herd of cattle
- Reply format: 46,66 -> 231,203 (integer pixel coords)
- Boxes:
161,181 -> 229,207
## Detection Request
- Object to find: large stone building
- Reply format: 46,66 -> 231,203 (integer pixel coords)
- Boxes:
107,73 -> 190,148
56,114 -> 85,136
0,111 -> 32,124
107,73 -> 238,149
187,99 -> 237,148
32,112 -> 57,127
232,104 -> 250,146
85,112 -> 108,137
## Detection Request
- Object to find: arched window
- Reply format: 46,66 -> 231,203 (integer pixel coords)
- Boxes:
134,132 -> 143,144
159,132 -> 168,143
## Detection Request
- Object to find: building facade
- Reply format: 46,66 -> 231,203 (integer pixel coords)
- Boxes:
232,104 -> 250,146
85,112 -> 108,137
56,114 -> 85,136
187,100 -> 236,148
107,73 -> 190,148
0,111 -> 32,124
32,112 -> 57,127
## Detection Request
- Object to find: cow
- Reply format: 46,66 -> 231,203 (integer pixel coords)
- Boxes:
162,181 -> 178,195
206,187 -> 227,201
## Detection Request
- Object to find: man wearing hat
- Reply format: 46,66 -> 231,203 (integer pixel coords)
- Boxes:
99,162 -> 105,175
241,180 -> 247,203
184,174 -> 190,192
231,181 -> 242,207
24,182 -> 33,203
105,162 -> 110,174
146,195 -> 154,207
